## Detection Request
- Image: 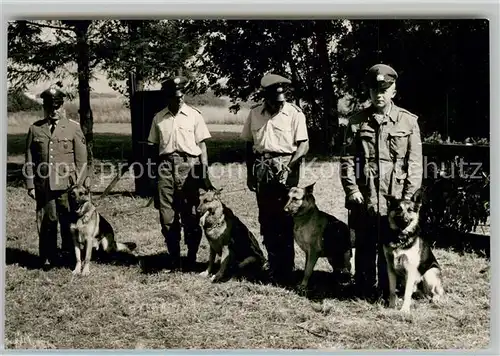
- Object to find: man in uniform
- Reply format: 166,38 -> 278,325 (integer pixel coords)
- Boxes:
340,64 -> 423,300
147,75 -> 212,271
25,84 -> 88,270
241,73 -> 309,286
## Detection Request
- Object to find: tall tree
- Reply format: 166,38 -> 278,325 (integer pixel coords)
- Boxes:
183,20 -> 350,153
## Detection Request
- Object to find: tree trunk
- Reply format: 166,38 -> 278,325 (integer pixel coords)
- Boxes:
74,21 -> 94,172
314,20 -> 338,153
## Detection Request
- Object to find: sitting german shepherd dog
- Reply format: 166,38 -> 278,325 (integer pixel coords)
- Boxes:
383,189 -> 444,313
67,176 -> 137,276
197,187 -> 267,283
284,183 -> 354,293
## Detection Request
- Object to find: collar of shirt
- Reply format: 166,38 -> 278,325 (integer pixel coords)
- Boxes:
371,102 -> 398,124
261,102 -> 291,117
163,103 -> 189,118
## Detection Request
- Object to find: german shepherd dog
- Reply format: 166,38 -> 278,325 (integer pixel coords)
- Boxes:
283,183 -> 355,293
383,189 -> 444,313
197,187 -> 267,283
67,176 -> 137,276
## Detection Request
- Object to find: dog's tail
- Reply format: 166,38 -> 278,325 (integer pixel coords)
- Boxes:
115,242 -> 137,253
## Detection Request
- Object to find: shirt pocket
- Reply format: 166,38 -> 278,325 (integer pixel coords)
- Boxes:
175,120 -> 196,145
358,128 -> 376,158
270,120 -> 292,146
58,138 -> 74,154
388,129 -> 411,158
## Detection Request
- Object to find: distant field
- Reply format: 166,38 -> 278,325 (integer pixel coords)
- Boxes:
7,96 -> 250,128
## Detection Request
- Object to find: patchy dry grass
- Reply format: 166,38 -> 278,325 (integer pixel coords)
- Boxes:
4,126 -> 491,350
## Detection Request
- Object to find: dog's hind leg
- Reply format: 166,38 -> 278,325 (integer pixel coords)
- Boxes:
422,267 -> 445,303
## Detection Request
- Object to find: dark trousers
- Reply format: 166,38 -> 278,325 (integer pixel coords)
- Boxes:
349,205 -> 389,298
35,189 -> 72,264
253,155 -> 300,283
157,154 -> 202,265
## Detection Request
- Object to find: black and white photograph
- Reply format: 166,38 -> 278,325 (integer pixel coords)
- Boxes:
4,18 -> 490,350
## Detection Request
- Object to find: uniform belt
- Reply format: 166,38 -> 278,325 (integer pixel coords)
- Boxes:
159,152 -> 199,161
256,152 -> 293,159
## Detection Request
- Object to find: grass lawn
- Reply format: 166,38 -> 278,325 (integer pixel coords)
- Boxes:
4,122 -> 490,350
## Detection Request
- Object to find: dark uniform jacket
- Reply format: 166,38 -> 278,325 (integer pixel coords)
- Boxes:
25,116 -> 88,192
340,103 -> 423,216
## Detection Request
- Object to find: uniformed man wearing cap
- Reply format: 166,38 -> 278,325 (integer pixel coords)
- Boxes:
25,84 -> 88,270
340,64 -> 423,300
241,73 -> 309,285
147,75 -> 212,271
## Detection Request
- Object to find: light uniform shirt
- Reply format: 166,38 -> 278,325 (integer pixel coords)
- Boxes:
148,103 -> 211,156
241,102 -> 309,154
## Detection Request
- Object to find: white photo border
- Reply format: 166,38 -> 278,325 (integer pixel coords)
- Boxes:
1,1 -> 498,355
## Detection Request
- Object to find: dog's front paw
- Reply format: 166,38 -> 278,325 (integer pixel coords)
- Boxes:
296,283 -> 309,297
72,263 -> 82,275
199,270 -> 210,278
388,295 -> 397,309
210,274 -> 224,283
81,264 -> 90,276
400,304 -> 411,313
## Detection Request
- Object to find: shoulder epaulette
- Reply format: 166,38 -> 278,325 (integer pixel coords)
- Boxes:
399,107 -> 419,120
289,103 -> 303,113
188,105 -> 202,114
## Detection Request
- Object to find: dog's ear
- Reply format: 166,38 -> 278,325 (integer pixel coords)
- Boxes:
304,182 -> 316,195
68,174 -> 75,187
198,187 -> 207,195
411,188 -> 424,207
383,194 -> 398,208
83,176 -> 91,189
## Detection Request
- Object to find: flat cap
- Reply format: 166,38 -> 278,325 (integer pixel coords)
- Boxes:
40,85 -> 66,101
161,76 -> 188,97
260,74 -> 291,88
366,64 -> 398,89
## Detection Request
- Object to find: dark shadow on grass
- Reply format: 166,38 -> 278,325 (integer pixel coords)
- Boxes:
285,270 -> 357,302
6,247 -> 41,270
138,252 -> 207,275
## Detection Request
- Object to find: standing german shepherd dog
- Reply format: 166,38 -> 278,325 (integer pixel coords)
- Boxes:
67,176 -> 137,276
284,183 -> 355,293
383,189 -> 444,313
197,187 -> 267,283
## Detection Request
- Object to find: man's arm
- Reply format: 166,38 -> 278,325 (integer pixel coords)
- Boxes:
340,122 -> 361,199
288,109 -> 309,170
25,126 -> 35,192
403,118 -> 423,200
73,123 -> 88,184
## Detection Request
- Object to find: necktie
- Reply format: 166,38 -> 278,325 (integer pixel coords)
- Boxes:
50,121 -> 57,134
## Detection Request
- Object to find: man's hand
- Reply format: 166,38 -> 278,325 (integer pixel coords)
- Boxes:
277,165 -> 291,185
348,191 -> 364,205
247,176 -> 256,192
27,188 -> 36,200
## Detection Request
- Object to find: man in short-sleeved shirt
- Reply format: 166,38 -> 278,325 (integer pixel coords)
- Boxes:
241,73 -> 309,285
148,75 -> 211,271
